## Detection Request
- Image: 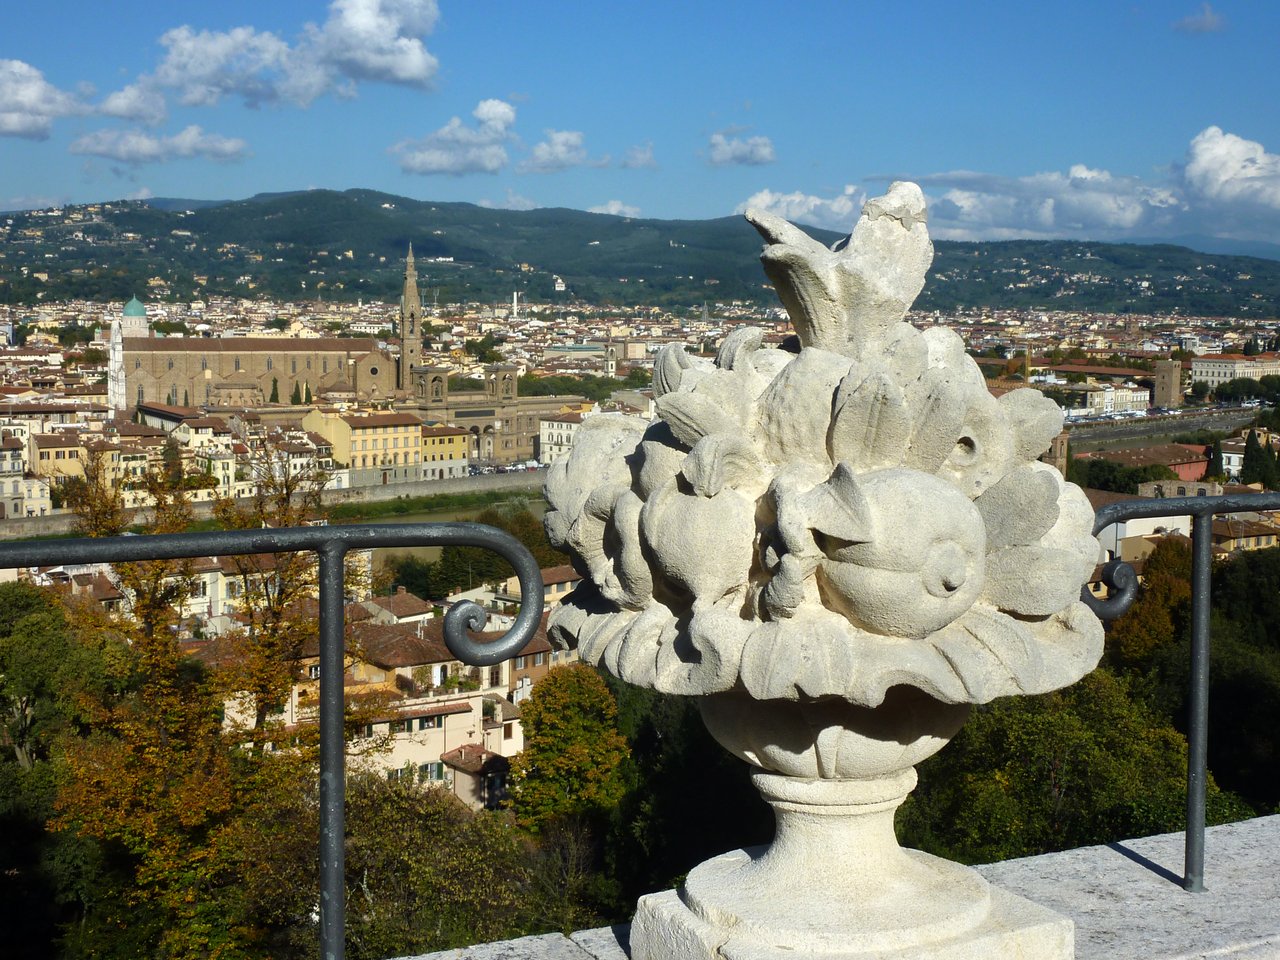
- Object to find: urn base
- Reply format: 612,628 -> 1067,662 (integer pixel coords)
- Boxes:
630,771 -> 1073,959
631,871 -> 1073,960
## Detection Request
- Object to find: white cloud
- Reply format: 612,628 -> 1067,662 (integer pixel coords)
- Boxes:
916,165 -> 1185,240
308,0 -> 440,87
69,125 -> 248,164
1175,3 -> 1225,33
478,189 -> 539,211
520,129 -> 587,173
391,98 -> 516,175
708,131 -> 775,166
589,200 -> 640,218
99,82 -> 168,125
734,185 -> 863,232
1184,126 -> 1280,209
621,141 -> 656,169
140,0 -> 439,109
153,25 -> 292,107
0,59 -> 85,139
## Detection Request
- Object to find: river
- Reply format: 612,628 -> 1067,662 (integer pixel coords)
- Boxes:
359,498 -> 548,571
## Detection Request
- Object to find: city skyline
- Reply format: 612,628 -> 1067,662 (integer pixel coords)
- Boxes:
3,1 -> 1279,250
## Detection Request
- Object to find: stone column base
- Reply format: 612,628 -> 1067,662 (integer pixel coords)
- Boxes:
631,848 -> 1073,960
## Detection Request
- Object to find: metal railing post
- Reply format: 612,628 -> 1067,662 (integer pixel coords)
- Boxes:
317,542 -> 347,960
1086,491 -> 1280,892
1185,509 -> 1213,892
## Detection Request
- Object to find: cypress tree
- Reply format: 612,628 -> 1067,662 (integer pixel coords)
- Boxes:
290,382 -> 302,404
1242,431 -> 1266,486
270,377 -> 279,403
1207,442 -> 1224,480
304,383 -> 312,404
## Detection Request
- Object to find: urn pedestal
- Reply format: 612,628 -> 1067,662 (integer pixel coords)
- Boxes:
542,182 -> 1104,960
629,694 -> 1074,960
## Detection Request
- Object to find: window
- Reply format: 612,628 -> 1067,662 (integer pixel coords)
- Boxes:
234,357 -> 240,371
167,358 -> 174,370
134,359 -> 140,369
418,762 -> 444,782
515,655 -> 526,669
201,356 -> 207,370
503,722 -> 513,740
534,652 -> 545,666
291,359 -> 297,374
488,667 -> 501,687
267,357 -> 273,370
417,715 -> 442,731
308,664 -> 321,679
389,718 -> 413,734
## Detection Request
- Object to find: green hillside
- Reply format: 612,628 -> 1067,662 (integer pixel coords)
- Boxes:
2,188 -> 1279,316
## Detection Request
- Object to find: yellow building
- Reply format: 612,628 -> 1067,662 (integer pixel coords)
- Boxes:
421,424 -> 470,479
302,409 -> 424,485
29,432 -> 86,483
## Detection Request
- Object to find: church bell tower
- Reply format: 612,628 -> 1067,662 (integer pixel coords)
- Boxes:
398,244 -> 422,391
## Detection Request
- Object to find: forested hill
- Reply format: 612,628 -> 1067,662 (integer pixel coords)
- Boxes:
3,187 -> 1280,316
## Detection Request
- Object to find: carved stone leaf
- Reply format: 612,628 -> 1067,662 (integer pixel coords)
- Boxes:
756,348 -> 853,468
652,343 -> 693,397
923,606 -> 1044,703
983,546 -> 1093,616
828,370 -> 913,470
655,391 -> 739,448
902,367 -> 967,473
974,465 -> 1060,550
716,325 -> 764,370
1000,388 -> 1065,462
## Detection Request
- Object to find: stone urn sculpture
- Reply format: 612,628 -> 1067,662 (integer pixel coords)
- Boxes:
544,182 -> 1103,959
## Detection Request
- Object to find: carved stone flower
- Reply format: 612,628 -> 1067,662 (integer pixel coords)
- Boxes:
544,182 -> 1103,709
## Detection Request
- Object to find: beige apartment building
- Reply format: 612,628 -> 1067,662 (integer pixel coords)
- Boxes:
302,409 -> 424,485
1190,353 -> 1280,391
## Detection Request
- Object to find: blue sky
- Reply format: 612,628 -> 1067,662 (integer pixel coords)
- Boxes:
3,1 -> 1279,247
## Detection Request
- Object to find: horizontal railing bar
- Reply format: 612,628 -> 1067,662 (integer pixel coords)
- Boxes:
1093,492 -> 1280,532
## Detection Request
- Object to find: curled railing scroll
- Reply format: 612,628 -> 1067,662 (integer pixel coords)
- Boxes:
0,522 -> 544,960
1080,492 -> 1280,893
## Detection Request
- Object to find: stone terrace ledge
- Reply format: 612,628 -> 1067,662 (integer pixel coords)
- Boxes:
404,815 -> 1280,960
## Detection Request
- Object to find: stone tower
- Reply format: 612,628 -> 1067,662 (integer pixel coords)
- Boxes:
398,244 -> 422,391
1154,358 -> 1183,408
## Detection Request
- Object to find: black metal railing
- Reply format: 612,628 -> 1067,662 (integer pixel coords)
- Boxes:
1082,492 -> 1280,893
0,522 -> 544,960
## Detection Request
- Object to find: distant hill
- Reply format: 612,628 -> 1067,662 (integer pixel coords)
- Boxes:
2,188 -> 1279,316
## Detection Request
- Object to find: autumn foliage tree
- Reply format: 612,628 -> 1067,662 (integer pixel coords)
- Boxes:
211,440 -> 330,735
509,663 -> 629,831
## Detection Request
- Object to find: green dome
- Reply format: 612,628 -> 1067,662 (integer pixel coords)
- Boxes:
123,296 -> 146,317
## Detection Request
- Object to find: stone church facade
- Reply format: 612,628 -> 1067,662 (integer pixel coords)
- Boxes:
122,336 -> 397,408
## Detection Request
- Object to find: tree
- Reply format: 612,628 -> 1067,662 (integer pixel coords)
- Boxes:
1105,537 -> 1191,669
897,669 -> 1249,865
290,382 -> 302,404
304,383 -> 312,404
1239,430 -> 1278,488
211,441 -> 332,735
269,377 -> 280,403
509,664 -> 629,831
64,447 -> 132,538
1190,380 -> 1210,402
1206,441 -> 1225,480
